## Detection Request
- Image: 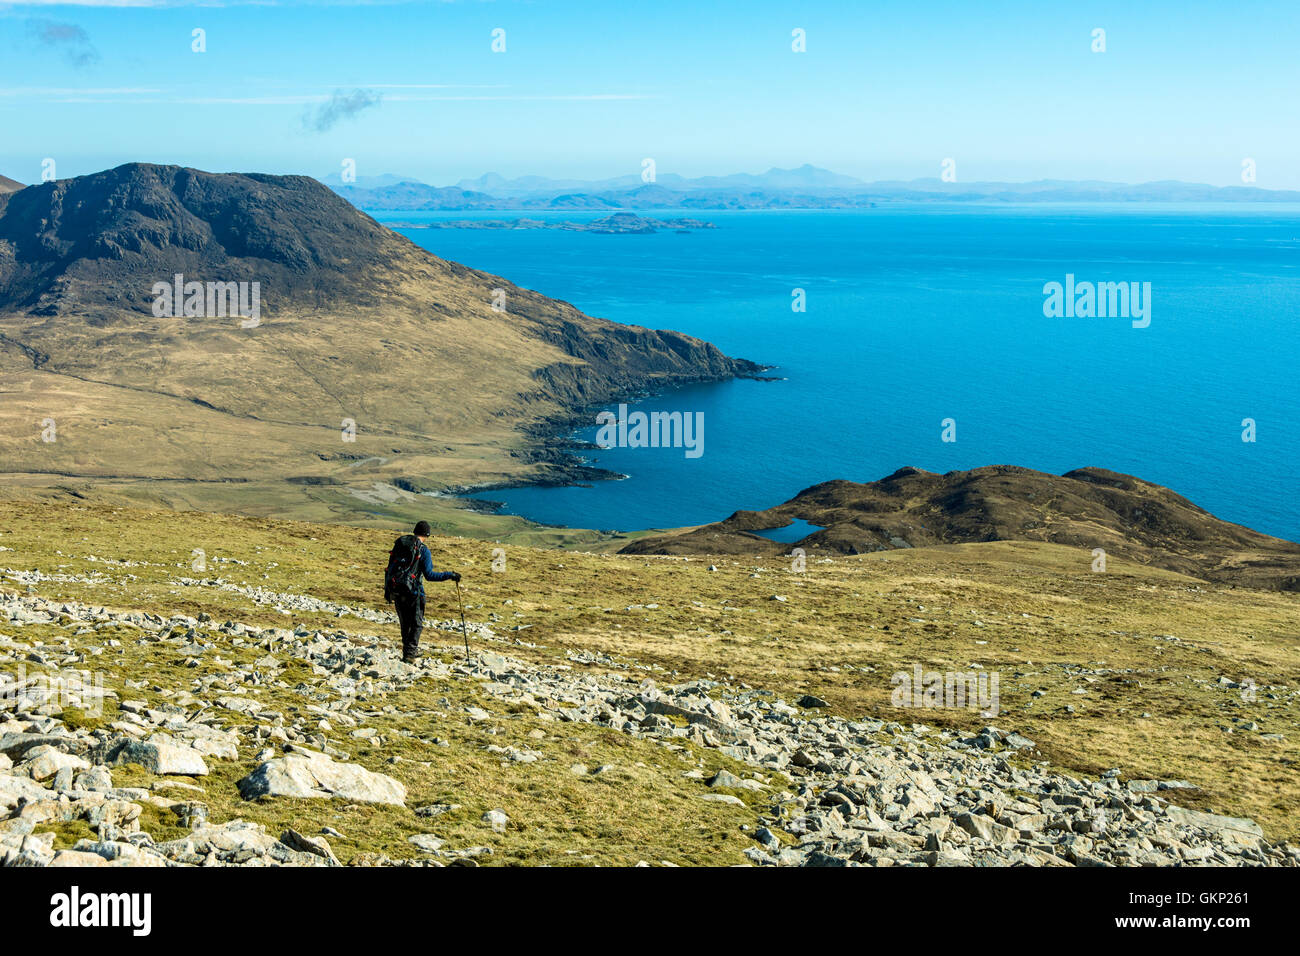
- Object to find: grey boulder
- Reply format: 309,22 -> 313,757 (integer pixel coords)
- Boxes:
237,751 -> 406,806
105,739 -> 209,777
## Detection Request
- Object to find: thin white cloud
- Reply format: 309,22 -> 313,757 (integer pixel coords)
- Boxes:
2,2 -> 437,7
3,86 -> 656,104
9,2 -> 271,7
5,2 -> 187,7
0,86 -> 162,96
380,94 -> 656,102
362,84 -> 509,90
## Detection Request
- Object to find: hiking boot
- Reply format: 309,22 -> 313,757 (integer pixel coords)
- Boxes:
402,653 -> 419,665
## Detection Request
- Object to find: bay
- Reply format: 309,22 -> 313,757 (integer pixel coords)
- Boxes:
382,205 -> 1300,539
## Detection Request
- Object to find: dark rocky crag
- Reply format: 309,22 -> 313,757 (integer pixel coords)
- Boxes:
622,465 -> 1300,591
0,162 -> 761,372
0,165 -> 410,316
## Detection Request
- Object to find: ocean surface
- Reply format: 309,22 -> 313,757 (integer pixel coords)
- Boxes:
382,206 -> 1300,541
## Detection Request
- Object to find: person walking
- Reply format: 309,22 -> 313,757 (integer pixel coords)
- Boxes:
384,520 -> 460,664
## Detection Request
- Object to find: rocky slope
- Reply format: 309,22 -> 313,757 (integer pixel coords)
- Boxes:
2,583 -> 1293,867
0,164 -> 763,514
622,465 -> 1300,591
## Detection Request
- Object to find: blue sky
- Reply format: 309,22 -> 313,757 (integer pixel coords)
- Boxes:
1,0 -> 1298,187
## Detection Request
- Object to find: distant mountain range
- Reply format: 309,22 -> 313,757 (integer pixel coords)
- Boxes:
387,213 -> 716,234
9,167 -> 1295,212
325,164 -> 1300,211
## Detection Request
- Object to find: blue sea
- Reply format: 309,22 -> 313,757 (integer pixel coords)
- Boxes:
382,206 -> 1300,541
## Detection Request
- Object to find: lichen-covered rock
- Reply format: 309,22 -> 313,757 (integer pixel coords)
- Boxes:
104,739 -> 209,777
237,750 -> 406,807
70,839 -> 168,867
0,772 -> 50,812
19,745 -> 90,781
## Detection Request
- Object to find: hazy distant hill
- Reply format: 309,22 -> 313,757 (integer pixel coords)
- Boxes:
451,164 -> 864,198
859,178 -> 1300,202
332,180 -> 504,211
0,163 -> 762,517
0,174 -> 23,196
622,465 -> 1300,591
318,172 -> 413,189
389,213 -> 717,234
329,165 -> 1300,211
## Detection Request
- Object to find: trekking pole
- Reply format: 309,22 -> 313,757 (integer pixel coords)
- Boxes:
455,578 -> 470,661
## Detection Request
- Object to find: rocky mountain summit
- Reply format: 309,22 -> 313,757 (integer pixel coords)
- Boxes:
2,583 -> 1292,867
624,465 -> 1300,591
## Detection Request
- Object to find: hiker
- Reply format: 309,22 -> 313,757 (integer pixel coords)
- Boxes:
384,520 -> 460,664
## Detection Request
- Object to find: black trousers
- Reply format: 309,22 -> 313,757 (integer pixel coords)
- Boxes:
394,592 -> 425,658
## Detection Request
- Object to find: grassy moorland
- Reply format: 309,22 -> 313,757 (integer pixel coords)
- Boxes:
2,495 -> 1297,855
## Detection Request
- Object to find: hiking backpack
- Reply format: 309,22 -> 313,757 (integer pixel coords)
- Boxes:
384,535 -> 423,601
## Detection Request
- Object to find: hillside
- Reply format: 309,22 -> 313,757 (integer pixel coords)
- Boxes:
621,465 -> 1300,591
0,176 -> 23,197
1,496 -> 1297,865
0,164 -> 763,529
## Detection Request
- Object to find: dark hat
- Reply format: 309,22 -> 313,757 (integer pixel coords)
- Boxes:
413,520 -> 432,537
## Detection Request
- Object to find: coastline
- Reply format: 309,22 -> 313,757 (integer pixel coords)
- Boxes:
444,363 -> 781,530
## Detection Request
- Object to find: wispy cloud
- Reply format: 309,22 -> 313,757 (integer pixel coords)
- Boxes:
4,1 -> 435,6
11,2 -> 179,7
8,2 -> 292,7
0,85 -> 657,105
0,87 -> 161,96
362,84 -> 509,90
383,94 -> 655,102
301,87 -> 381,132
25,18 -> 99,67
10,2 -> 174,7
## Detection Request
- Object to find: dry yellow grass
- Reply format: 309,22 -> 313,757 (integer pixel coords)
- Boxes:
3,496 -> 1297,845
